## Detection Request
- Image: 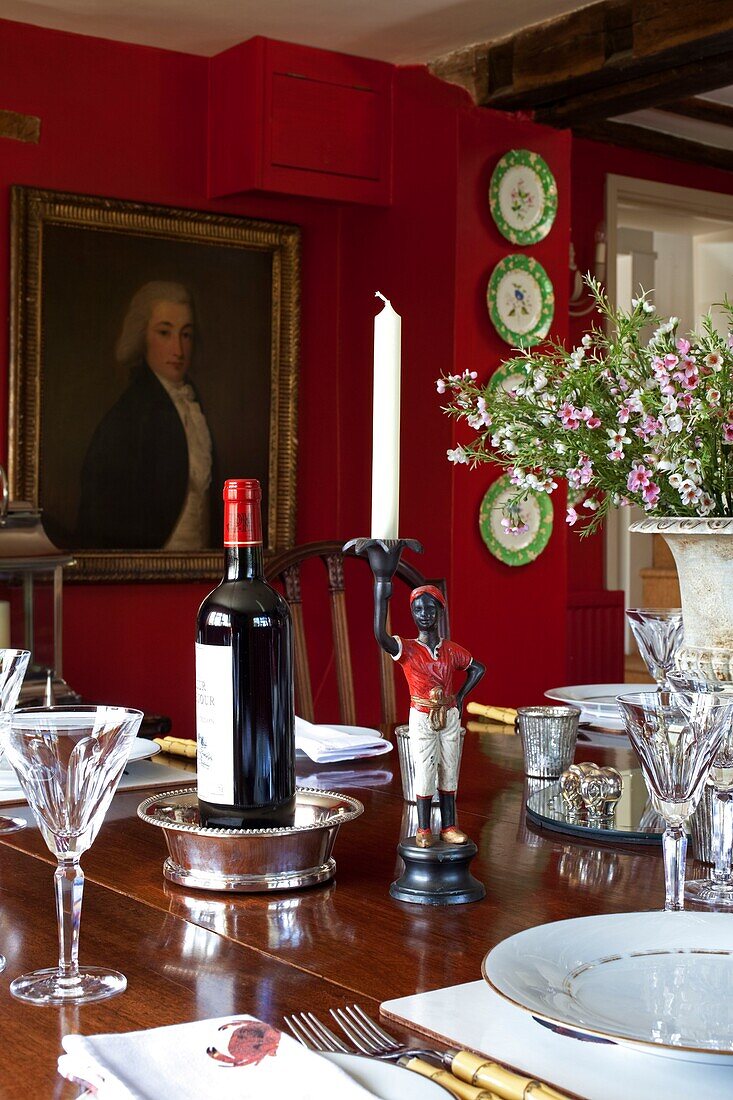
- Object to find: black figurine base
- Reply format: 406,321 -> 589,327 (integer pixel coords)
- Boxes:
390,837 -> 485,906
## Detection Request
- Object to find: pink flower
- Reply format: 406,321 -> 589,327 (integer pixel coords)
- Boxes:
627,463 -> 652,492
435,378 -> 447,393
724,422 -> 733,444
559,402 -> 581,430
617,404 -> 630,423
501,517 -> 529,536
664,354 -> 679,369
565,506 -> 578,527
608,448 -> 624,461
677,339 -> 691,355
642,482 -> 660,509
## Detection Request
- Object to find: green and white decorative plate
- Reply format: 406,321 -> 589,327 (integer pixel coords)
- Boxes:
479,474 -> 553,567
487,361 -> 530,396
489,149 -> 557,245
487,255 -> 554,348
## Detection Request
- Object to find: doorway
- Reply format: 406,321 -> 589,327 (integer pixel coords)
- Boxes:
605,175 -> 733,663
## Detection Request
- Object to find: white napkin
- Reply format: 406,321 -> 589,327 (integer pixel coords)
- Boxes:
59,1015 -> 376,1099
295,716 -> 392,763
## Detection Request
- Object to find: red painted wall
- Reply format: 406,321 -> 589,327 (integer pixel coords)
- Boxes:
0,18 -> 574,728
567,138 -> 733,596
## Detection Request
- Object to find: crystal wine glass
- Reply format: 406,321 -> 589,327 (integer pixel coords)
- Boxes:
0,649 -> 31,834
617,690 -> 733,910
668,671 -> 733,907
0,705 -> 143,1004
626,608 -> 684,689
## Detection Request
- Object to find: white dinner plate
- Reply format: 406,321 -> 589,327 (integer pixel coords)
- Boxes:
545,684 -> 650,720
0,736 -> 159,778
483,911 -> 733,1064
322,1052 -> 447,1098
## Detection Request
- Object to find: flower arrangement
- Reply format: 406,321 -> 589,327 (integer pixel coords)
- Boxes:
438,279 -> 733,533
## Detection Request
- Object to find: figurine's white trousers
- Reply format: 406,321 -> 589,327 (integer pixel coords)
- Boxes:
408,706 -> 461,798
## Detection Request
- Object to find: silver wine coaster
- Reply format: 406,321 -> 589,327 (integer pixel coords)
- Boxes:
137,786 -> 364,893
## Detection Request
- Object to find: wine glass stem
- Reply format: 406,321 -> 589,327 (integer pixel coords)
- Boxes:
713,790 -> 733,885
662,825 -> 687,911
55,858 -> 84,985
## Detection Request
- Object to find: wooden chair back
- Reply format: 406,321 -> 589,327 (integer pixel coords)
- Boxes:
265,541 -> 446,726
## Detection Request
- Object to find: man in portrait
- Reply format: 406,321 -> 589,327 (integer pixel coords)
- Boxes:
77,281 -> 217,550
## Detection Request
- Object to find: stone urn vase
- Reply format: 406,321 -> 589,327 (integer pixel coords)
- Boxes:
631,517 -> 733,679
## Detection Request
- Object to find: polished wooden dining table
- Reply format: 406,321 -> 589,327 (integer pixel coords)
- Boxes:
0,726 -> 665,1098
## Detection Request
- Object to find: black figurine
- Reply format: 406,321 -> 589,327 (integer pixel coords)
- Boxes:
373,574 -> 485,848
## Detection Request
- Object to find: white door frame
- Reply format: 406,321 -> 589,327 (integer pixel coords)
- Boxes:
605,176 -> 733,642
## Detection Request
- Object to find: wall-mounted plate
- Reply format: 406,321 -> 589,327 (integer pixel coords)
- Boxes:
487,254 -> 554,348
479,474 -> 553,567
489,149 -> 557,245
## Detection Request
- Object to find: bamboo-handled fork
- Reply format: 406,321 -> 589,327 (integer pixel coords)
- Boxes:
327,1005 -> 572,1100
284,1010 -> 495,1099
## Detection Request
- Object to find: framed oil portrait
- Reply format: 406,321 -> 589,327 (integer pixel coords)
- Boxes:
9,187 -> 300,581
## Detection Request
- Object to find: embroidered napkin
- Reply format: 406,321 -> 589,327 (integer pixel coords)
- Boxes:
295,716 -> 392,763
59,1015 -> 377,1099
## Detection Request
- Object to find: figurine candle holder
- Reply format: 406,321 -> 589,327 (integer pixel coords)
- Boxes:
344,536 -> 486,905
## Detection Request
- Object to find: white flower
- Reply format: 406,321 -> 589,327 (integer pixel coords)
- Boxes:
584,498 -> 599,511
643,301 -> 655,314
533,369 -> 548,391
435,378 -> 447,393
553,442 -> 566,454
447,446 -> 469,465
698,492 -> 715,516
683,458 -> 701,479
666,414 -> 683,433
679,479 -> 702,506
538,412 -> 554,427
581,333 -> 593,348
669,473 -> 683,489
707,387 -> 721,404
607,428 -> 630,447
570,347 -> 585,368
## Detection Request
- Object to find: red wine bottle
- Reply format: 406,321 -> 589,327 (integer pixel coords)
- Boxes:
196,479 -> 295,828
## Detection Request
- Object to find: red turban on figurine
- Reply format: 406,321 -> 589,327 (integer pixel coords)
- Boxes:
409,584 -> 446,608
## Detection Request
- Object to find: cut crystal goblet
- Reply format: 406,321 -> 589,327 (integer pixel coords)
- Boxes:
668,671 -> 733,907
0,649 -> 31,835
618,690 -> 733,911
626,608 -> 684,688
1,705 -> 143,1004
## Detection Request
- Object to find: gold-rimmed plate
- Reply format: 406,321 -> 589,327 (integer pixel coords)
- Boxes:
483,911 -> 733,1063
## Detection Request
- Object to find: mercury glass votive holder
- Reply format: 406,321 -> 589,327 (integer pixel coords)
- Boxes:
516,705 -> 581,778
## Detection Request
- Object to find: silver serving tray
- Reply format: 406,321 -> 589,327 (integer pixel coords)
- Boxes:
137,786 -> 363,893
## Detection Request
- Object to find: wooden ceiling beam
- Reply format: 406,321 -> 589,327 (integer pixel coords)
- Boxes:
573,118 -> 733,173
660,96 -> 733,128
429,1 -> 733,126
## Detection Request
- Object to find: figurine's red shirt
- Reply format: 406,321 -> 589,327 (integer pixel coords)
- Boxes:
394,638 -> 472,710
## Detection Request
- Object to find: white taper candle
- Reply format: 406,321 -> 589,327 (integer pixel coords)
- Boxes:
371,292 -> 402,540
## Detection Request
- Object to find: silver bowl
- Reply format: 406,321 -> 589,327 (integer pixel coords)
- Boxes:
137,786 -> 363,893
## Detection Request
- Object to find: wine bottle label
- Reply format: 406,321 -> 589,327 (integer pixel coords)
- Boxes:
195,642 -> 234,805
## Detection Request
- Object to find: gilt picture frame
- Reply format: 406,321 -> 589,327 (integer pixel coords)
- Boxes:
9,186 -> 300,582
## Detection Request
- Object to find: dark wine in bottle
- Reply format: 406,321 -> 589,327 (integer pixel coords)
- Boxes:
195,479 -> 295,829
